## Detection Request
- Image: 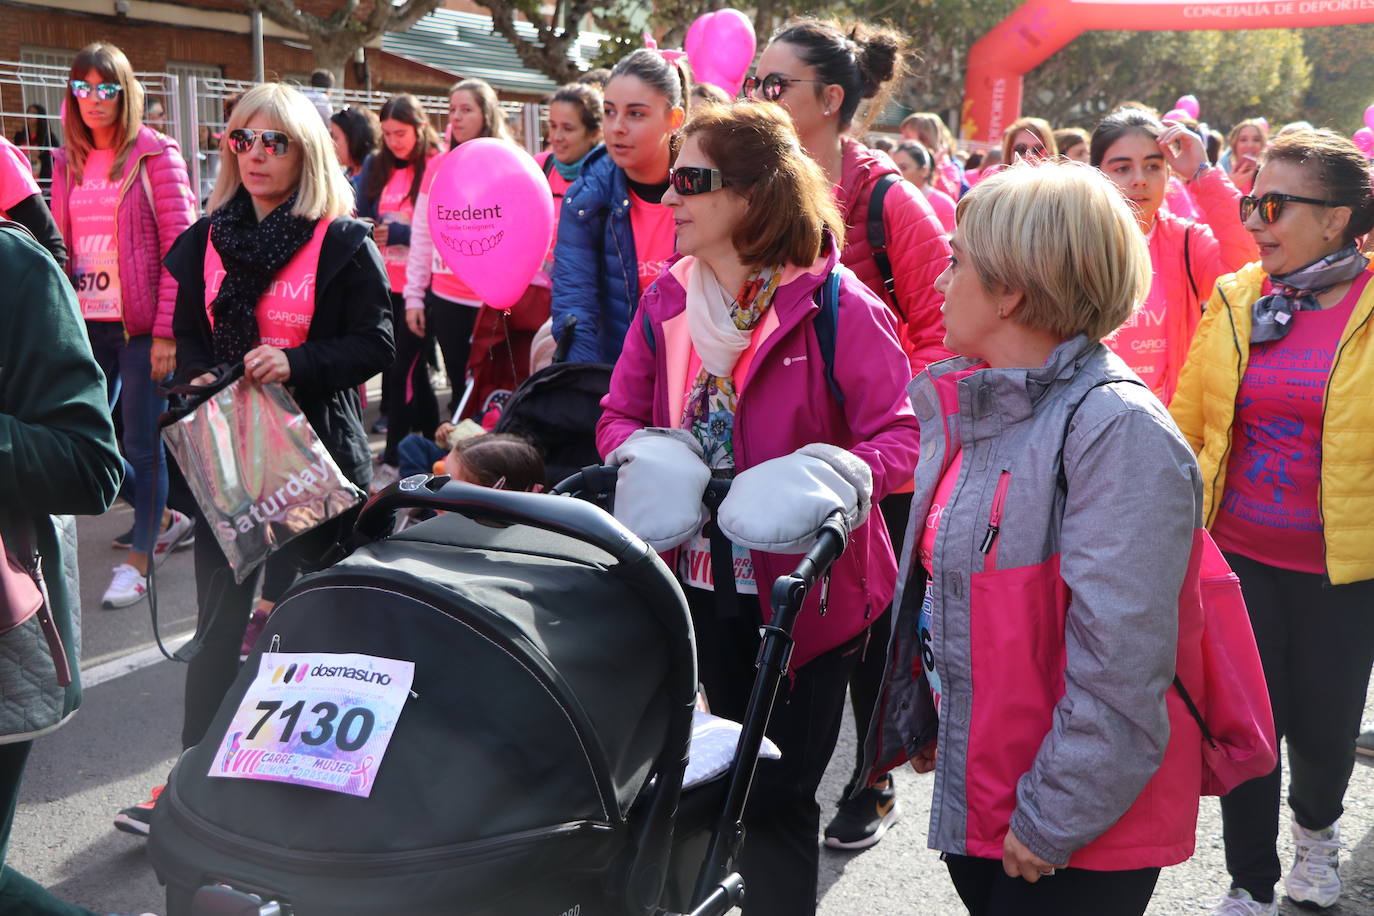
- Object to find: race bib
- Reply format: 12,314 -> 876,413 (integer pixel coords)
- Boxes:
210,652 -> 415,798
918,582 -> 942,711
75,248 -> 122,321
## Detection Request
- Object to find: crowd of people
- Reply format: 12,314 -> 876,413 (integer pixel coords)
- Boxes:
0,21 -> 1372,916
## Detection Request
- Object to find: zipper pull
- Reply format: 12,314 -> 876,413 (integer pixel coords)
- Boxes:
268,634 -> 281,654
818,572 -> 831,616
979,524 -> 999,555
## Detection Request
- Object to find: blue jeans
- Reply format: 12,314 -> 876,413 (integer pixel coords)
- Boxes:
397,433 -> 446,479
86,322 -> 169,556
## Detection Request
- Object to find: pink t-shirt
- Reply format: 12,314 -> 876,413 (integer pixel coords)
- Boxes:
0,135 -> 40,213
203,219 -> 330,349
68,149 -> 124,322
923,187 -> 957,234
1108,256 -> 1169,397
420,150 -> 479,304
1211,271 -> 1372,573
629,191 -> 676,296
378,165 -> 415,293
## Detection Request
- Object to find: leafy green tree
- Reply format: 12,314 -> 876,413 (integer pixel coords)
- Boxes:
1299,24 -> 1374,135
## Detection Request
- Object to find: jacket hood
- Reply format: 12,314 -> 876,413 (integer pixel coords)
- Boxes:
837,137 -> 898,219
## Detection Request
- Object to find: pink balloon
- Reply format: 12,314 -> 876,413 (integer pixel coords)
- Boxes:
1354,127 -> 1374,156
1365,104 -> 1374,132
1255,117 -> 1269,131
685,9 -> 756,97
426,140 -> 554,311
1175,94 -> 1200,120
1163,109 -> 1190,123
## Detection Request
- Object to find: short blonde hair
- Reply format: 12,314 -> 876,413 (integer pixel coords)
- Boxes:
955,161 -> 1150,341
209,83 -> 353,221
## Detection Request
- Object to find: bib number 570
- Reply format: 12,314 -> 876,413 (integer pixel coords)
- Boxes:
247,699 -> 375,752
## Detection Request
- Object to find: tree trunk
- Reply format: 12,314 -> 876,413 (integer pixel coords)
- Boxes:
312,36 -> 355,89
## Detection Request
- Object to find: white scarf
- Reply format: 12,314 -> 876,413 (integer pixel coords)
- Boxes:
686,258 -> 753,377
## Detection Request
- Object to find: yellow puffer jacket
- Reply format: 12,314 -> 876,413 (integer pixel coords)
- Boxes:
1171,260 -> 1374,584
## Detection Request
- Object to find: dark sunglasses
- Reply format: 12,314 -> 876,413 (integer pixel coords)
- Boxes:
741,73 -> 827,102
669,165 -> 726,196
1239,192 -> 1340,224
228,128 -> 292,157
1013,143 -> 1046,158
70,79 -> 122,101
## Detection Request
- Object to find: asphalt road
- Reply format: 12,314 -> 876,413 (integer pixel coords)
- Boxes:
11,400 -> 1374,915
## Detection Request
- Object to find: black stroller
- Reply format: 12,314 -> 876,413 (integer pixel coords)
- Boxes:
147,473 -> 847,915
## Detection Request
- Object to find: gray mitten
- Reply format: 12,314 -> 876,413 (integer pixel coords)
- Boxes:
605,428 -> 710,552
718,443 -> 872,554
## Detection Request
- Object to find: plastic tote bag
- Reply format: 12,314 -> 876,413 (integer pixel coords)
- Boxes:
161,366 -> 364,583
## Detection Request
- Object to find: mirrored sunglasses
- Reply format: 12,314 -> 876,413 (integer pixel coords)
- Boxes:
669,165 -> 726,196
741,73 -> 827,102
69,80 -> 122,101
1239,192 -> 1339,224
228,128 -> 292,157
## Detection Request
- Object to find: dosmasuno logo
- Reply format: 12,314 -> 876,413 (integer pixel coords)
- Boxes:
269,661 -> 393,687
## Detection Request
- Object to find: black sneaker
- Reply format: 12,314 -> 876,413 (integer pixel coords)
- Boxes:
113,785 -> 163,837
111,526 -> 133,550
823,776 -> 899,850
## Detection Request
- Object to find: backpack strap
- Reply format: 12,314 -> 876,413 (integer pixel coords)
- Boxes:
541,153 -> 557,179
1183,222 -> 1199,305
812,270 -> 844,405
867,173 -> 904,321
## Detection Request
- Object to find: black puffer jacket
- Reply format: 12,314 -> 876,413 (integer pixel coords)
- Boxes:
167,215 -> 394,487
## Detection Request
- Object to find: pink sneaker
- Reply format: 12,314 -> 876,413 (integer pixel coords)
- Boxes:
239,608 -> 270,659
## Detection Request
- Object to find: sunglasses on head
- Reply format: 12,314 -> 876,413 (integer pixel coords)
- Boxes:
668,165 -> 726,196
1239,192 -> 1340,224
228,128 -> 292,157
70,79 -> 122,101
741,73 -> 827,102
1013,143 -> 1046,158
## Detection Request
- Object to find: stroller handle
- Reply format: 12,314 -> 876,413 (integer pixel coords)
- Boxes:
354,474 -> 654,565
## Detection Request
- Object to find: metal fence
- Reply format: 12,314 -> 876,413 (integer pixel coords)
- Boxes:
1,61 -> 547,203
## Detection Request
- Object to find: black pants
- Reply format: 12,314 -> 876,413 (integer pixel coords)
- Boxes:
1219,552 -> 1374,902
383,291 -> 438,466
427,291 -> 478,417
685,586 -> 862,916
181,509 -> 355,749
945,854 -> 1159,916
841,490 -> 910,793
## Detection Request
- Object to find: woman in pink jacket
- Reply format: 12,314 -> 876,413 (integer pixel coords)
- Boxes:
1090,107 -> 1258,403
597,102 -> 919,915
51,42 -> 197,609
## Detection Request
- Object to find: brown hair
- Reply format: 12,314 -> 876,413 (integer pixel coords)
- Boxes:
452,434 -> 545,492
1001,117 -> 1057,166
1227,118 -> 1269,156
901,112 -> 955,160
366,94 -> 442,208
769,18 -> 908,136
550,82 -> 604,135
63,42 -> 144,184
449,79 -> 512,145
683,102 -> 844,268
1262,129 -> 1374,243
1053,127 -> 1089,158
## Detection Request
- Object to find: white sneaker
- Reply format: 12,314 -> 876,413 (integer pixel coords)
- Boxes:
1211,888 -> 1277,915
102,564 -> 148,609
1286,820 -> 1342,908
150,510 -> 194,564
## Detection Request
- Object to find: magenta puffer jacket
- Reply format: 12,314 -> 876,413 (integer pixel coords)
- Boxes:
52,126 -> 196,339
597,246 -> 922,670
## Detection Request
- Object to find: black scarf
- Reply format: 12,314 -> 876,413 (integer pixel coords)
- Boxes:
208,187 -> 319,364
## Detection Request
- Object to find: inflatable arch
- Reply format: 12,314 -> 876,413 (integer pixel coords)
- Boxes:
962,0 -> 1374,144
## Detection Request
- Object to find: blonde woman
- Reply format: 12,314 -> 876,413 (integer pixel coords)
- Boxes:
113,83 -> 394,836
51,42 -> 197,609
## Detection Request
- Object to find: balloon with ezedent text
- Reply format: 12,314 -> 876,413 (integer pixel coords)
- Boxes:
426,138 -> 554,310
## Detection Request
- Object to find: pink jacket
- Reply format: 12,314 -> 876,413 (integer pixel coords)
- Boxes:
834,138 -> 953,373
52,126 -> 196,339
596,246 -> 922,670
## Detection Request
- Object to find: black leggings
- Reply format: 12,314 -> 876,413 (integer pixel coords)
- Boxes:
426,291 -> 478,417
382,291 -> 438,466
686,586 -> 861,916
1219,552 -> 1374,902
945,854 -> 1159,916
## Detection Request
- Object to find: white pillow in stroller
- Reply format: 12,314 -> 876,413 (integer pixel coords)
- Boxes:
685,709 -> 781,789
606,428 -> 711,552
718,443 -> 872,554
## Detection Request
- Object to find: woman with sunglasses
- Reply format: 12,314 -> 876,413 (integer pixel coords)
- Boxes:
1172,129 -> 1374,916
1000,116 -> 1057,166
355,94 -> 442,478
749,16 -> 950,852
598,101 -> 919,916
50,42 -> 197,611
552,48 -> 686,364
154,81 -> 393,795
402,79 -> 513,447
1090,107 -> 1257,404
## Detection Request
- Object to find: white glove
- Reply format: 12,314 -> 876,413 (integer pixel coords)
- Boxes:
718,443 -> 872,554
605,428 -> 710,552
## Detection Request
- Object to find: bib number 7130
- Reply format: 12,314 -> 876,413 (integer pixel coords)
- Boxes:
247,699 -> 376,752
